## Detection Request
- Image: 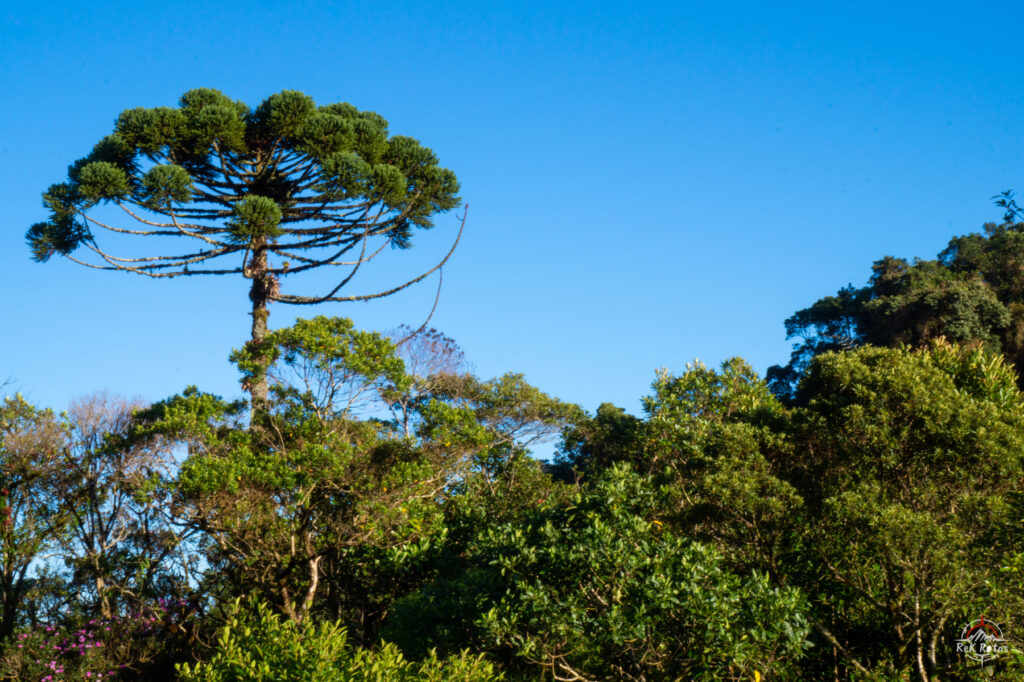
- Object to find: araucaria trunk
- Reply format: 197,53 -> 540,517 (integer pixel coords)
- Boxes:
248,242 -> 271,409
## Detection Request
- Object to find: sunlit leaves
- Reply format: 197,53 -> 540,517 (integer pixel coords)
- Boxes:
782,344 -> 1024,676
251,90 -> 316,140
179,88 -> 246,115
351,117 -> 388,164
115,107 -> 186,156
189,105 -> 247,151
230,316 -> 410,414
226,195 -> 283,243
295,113 -> 355,158
76,162 -> 130,201
369,164 -> 408,206
480,465 -> 811,681
176,597 -> 502,681
317,152 -> 371,200
140,164 -> 194,209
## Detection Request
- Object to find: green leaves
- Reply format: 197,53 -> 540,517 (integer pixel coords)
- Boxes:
777,343 -> 1024,676
0,396 -> 76,652
73,133 -> 137,178
251,90 -> 316,139
179,87 -> 247,114
190,105 -> 247,151
478,465 -> 811,681
165,317 -> 490,627
140,164 -> 194,208
383,136 -> 438,175
231,316 -> 410,410
226,195 -> 283,243
76,161 -> 130,201
25,216 -> 89,262
296,112 -> 355,158
559,342 -> 1024,678
369,164 -> 408,206
769,214 -> 1024,400
177,597 -> 502,681
116,106 -> 186,155
351,117 -> 389,164
318,151 -> 372,200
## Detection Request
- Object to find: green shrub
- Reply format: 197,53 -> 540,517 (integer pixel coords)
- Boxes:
478,465 -> 811,681
176,598 -> 501,681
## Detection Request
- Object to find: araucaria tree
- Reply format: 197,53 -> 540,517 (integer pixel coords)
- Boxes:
27,88 -> 462,402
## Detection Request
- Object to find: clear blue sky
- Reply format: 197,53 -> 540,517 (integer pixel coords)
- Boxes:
3,1 -> 1023,452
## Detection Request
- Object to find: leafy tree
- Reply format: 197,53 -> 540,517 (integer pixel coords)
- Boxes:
596,348 -> 1024,679
382,450 -> 575,664
314,538 -> 449,648
1,599 -> 198,682
138,314 -> 582,654
478,465 -> 811,681
138,317 -> 455,624
779,342 -> 1024,679
355,337 -> 584,661
552,401 -> 642,481
940,219 -> 1024,377
27,88 -> 463,403
366,345 -> 583,654
386,325 -> 470,438
640,359 -> 800,575
768,255 -> 1010,399
0,397 -> 70,650
56,393 -> 190,621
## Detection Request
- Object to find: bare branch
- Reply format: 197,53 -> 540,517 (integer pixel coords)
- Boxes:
274,205 -> 467,305
396,269 -> 444,346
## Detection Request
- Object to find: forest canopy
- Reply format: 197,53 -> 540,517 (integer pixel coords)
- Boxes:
6,90 -> 1024,679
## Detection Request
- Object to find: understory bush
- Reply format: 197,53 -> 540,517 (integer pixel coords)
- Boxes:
176,598 -> 502,682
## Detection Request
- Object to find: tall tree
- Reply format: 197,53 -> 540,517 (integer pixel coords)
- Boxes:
779,342 -> 1024,680
27,88 -> 463,403
57,393 -> 186,621
0,397 -> 70,650
635,347 -> 1024,679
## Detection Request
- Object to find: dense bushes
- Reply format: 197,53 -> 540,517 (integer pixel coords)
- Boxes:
476,465 -> 810,681
176,599 -> 500,682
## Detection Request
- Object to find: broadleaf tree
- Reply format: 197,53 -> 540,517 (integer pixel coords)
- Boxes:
27,88 -> 463,403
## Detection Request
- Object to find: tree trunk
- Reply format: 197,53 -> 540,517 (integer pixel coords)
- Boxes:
95,572 -> 112,620
248,242 -> 271,413
1,579 -> 19,650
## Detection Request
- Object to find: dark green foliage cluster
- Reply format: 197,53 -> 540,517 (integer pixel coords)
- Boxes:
476,466 -> 810,681
6,308 -> 1024,681
768,217 -> 1024,398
